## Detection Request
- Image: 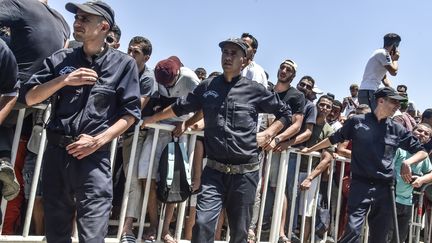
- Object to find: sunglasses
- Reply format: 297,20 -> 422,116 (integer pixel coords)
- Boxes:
106,36 -> 115,44
299,82 -> 313,90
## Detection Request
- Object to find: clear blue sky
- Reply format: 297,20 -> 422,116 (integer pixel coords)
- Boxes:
50,0 -> 430,112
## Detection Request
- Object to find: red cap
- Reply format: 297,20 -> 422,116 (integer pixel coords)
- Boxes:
155,56 -> 181,86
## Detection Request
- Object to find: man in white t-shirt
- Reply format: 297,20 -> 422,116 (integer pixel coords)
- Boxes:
358,33 -> 401,111
342,84 -> 359,116
241,33 -> 268,88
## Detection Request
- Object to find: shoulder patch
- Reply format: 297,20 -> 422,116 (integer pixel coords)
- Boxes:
59,66 -> 76,75
203,90 -> 219,98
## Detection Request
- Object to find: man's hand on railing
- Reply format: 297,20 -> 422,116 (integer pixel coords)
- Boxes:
256,131 -> 272,148
273,139 -> 293,152
411,175 -> 425,188
299,147 -> 311,154
141,116 -> 157,129
300,177 -> 312,190
173,121 -> 187,137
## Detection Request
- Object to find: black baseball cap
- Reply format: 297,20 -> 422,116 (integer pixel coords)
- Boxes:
219,38 -> 248,56
374,87 -> 407,101
66,1 -> 115,29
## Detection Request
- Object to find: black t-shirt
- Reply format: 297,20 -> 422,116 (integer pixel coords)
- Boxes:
0,38 -> 18,94
277,86 -> 305,115
0,0 -> 70,82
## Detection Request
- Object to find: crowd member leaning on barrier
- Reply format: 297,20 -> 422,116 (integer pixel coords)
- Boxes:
296,94 -> 335,243
143,37 -> 292,243
387,123 -> 432,243
301,87 -> 429,243
119,36 -> 157,243
23,1 -> 141,242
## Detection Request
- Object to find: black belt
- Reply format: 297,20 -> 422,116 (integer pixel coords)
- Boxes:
206,159 -> 260,174
46,131 -> 111,151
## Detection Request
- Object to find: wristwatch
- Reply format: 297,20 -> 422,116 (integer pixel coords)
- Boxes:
274,137 -> 281,145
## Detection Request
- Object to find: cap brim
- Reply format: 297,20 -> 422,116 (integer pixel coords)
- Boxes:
388,94 -> 408,101
65,2 -> 102,16
312,87 -> 323,94
219,41 -> 247,56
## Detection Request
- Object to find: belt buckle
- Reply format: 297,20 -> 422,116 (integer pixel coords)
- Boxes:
225,164 -> 232,174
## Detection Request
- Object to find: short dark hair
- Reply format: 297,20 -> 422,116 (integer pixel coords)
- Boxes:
422,108 -> 432,120
383,33 -> 401,48
110,24 -> 121,41
241,32 -> 258,49
300,75 -> 315,87
333,100 -> 343,109
129,36 -> 152,56
318,94 -> 334,104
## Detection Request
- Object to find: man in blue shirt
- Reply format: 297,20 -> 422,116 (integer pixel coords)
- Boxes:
24,2 -> 141,242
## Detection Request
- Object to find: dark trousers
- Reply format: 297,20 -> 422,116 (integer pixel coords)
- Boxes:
387,202 -> 411,243
42,143 -> 113,243
339,178 -> 393,243
191,167 -> 259,243
358,90 -> 377,111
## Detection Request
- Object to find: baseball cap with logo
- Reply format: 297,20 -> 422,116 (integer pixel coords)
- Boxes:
374,87 -> 407,101
66,1 -> 115,29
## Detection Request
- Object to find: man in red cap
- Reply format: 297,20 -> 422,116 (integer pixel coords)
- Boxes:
142,38 -> 292,243
24,1 -> 141,242
139,55 -> 199,242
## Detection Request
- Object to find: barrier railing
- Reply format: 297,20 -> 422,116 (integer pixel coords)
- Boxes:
0,115 -> 430,243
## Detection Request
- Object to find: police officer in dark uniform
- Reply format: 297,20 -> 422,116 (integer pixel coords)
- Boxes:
23,1 -> 141,242
302,87 -> 429,243
143,38 -> 292,243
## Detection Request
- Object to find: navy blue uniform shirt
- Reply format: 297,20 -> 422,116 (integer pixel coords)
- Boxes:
24,46 -> 141,137
172,75 -> 292,165
329,112 -> 424,180
0,38 -> 18,94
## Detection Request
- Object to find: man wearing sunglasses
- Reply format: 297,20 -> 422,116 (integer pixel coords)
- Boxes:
24,1 -> 141,242
302,87 -> 428,243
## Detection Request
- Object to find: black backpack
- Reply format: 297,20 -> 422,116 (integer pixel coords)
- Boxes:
157,140 -> 192,203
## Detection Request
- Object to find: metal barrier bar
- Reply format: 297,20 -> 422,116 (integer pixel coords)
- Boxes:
22,105 -> 50,237
256,150 -> 273,242
269,150 -> 287,243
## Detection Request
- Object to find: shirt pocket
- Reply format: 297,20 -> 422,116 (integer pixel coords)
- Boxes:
86,87 -> 116,120
383,134 -> 399,166
233,103 -> 256,129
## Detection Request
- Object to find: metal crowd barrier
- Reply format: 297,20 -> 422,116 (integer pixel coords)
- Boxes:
0,114 -> 430,243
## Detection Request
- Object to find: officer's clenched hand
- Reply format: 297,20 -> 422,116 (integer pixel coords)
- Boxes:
66,134 -> 100,159
400,161 -> 412,183
64,68 -> 98,86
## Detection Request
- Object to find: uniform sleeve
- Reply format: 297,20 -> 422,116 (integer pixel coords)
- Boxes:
171,82 -> 205,116
0,40 -> 18,94
329,116 -> 354,144
115,59 -> 141,120
20,56 -> 57,104
257,85 -> 292,128
398,128 -> 425,155
0,0 -> 22,25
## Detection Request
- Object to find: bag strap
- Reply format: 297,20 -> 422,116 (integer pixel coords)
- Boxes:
178,142 -> 191,185
166,142 -> 175,187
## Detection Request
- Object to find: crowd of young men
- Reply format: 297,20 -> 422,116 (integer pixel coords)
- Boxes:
1,1 -> 432,243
